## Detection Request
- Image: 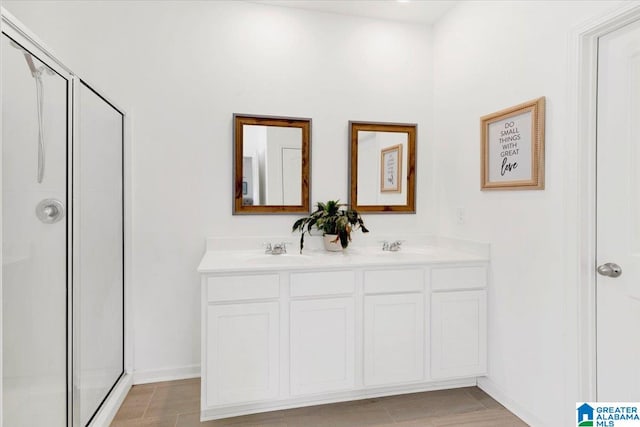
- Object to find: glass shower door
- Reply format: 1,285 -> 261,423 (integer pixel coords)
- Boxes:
1,32 -> 70,426
74,81 -> 124,426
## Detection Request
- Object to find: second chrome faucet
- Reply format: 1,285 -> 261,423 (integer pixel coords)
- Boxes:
382,240 -> 403,252
264,242 -> 288,255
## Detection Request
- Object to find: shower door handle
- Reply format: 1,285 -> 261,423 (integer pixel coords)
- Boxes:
36,199 -> 65,224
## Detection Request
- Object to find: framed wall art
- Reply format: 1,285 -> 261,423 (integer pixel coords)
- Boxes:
380,144 -> 403,193
480,97 -> 545,190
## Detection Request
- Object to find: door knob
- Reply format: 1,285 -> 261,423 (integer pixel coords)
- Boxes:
597,262 -> 622,278
36,199 -> 65,224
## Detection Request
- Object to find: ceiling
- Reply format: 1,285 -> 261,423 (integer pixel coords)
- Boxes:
20,0 -> 459,25
256,0 -> 460,25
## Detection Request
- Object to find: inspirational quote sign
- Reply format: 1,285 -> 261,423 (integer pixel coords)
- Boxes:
487,111 -> 532,182
481,97 -> 545,190
381,144 -> 402,193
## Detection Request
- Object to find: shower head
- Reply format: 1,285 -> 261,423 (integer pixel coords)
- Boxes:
9,40 -> 54,77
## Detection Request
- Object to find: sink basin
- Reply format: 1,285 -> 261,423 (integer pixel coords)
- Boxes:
229,247 -> 439,266
349,246 -> 436,257
245,254 -> 312,264
224,252 -> 315,266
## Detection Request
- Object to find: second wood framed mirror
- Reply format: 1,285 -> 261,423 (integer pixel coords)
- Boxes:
233,114 -> 311,214
349,121 -> 416,213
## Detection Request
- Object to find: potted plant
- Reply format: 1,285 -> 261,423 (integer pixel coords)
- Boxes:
292,200 -> 369,253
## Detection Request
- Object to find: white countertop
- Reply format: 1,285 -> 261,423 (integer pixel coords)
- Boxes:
197,245 -> 488,274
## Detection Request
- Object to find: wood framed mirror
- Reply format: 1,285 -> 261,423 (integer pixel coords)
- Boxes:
349,121 -> 416,213
233,114 -> 311,214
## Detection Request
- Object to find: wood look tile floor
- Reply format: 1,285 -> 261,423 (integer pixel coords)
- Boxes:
111,379 -> 528,427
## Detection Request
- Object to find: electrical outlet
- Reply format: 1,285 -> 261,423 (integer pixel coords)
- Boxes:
456,207 -> 465,225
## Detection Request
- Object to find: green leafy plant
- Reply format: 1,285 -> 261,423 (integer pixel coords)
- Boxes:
292,200 -> 369,253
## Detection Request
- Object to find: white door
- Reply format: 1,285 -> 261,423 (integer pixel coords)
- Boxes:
596,19 -> 640,401
281,147 -> 302,205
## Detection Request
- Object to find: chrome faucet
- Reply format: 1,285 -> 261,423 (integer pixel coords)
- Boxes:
265,242 -> 288,255
382,240 -> 403,252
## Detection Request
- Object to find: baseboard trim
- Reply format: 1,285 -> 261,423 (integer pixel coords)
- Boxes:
89,372 -> 133,427
132,365 -> 200,385
477,377 -> 542,426
202,378 -> 476,421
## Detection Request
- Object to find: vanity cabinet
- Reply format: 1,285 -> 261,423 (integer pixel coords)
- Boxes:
199,251 -> 488,421
431,291 -> 486,379
363,268 -> 424,386
205,301 -> 280,406
290,297 -> 355,395
289,270 -> 356,396
430,266 -> 488,379
203,274 -> 281,407
364,293 -> 424,386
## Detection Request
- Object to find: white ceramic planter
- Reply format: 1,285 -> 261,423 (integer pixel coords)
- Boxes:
323,234 -> 344,251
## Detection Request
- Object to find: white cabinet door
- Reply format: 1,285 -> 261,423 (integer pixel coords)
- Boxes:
206,302 -> 279,406
290,298 -> 355,395
364,294 -> 424,386
431,291 -> 486,379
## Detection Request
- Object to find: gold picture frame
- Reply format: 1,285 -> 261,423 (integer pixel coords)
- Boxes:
480,97 -> 545,190
380,144 -> 403,193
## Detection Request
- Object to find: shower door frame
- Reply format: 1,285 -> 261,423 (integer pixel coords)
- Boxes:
0,8 -> 133,427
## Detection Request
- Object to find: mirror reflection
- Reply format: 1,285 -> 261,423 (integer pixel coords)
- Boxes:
357,131 -> 408,206
234,115 -> 310,214
350,121 -> 416,213
242,125 -> 302,206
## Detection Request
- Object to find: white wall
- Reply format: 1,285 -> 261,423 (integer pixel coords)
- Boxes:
433,1 -> 623,425
2,1 -> 435,382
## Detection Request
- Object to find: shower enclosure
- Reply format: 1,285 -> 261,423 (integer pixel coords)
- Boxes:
1,10 -> 128,427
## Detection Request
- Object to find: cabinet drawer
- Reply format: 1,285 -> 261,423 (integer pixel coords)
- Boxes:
431,266 -> 487,291
364,269 -> 423,294
290,271 -> 355,297
207,274 -> 279,302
